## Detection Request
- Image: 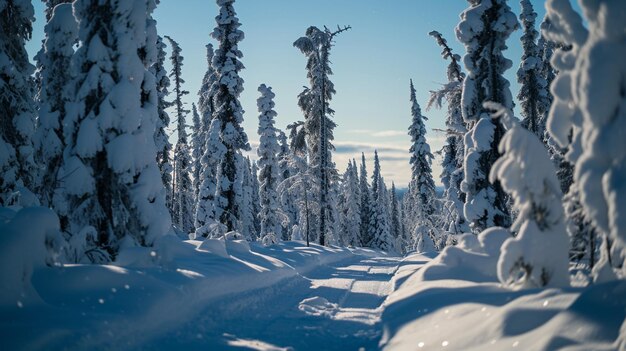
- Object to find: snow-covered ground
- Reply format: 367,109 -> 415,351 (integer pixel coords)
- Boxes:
381,252 -> 626,351
1,238 -> 400,350
2,233 -> 625,350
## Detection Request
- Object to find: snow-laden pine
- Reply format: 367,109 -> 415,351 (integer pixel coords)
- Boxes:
33,3 -> 77,212
256,84 -> 284,245
544,0 -> 626,278
487,103 -> 569,288
368,151 -> 393,251
211,0 -> 251,232
239,157 -> 258,241
62,0 -> 171,261
428,30 -> 469,235
406,80 -> 437,245
165,35 -> 194,234
456,0 -> 518,233
151,36 -> 173,211
359,153 -> 372,247
0,0 -> 37,206
294,25 -> 349,246
517,0 -> 550,139
191,103 -> 202,212
338,160 -> 361,247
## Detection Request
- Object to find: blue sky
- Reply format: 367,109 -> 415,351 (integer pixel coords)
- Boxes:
26,0 -> 555,188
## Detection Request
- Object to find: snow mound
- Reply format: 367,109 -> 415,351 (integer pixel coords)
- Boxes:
418,227 -> 510,283
298,296 -> 338,318
0,207 -> 59,306
381,260 -> 626,350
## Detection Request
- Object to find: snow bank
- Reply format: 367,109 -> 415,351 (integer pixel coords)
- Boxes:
1,239 -> 361,350
381,253 -> 626,351
417,227 -> 510,283
381,219 -> 623,351
0,207 -> 59,306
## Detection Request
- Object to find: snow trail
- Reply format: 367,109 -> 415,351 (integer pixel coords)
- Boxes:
152,254 -> 407,350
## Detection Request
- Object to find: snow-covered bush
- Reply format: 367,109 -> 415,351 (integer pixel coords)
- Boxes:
488,103 -> 569,289
0,207 -> 59,305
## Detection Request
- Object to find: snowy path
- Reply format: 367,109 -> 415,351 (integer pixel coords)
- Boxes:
152,254 -> 405,350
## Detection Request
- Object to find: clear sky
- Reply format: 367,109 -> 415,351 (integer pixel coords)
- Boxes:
25,0 -> 555,188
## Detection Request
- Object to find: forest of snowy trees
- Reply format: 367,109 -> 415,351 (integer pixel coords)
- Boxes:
1,0 -> 625,310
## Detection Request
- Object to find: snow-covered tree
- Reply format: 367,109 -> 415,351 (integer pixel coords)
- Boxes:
517,0 -> 549,139
211,0 -> 251,232
195,43 -> 218,207
428,30 -> 469,235
339,161 -> 361,247
281,121 -> 317,245
294,25 -> 349,246
456,0 -> 518,233
256,84 -> 283,245
0,0 -> 37,206
193,43 -> 222,238
389,182 -> 402,252
151,35 -> 173,210
239,156 -> 257,240
62,0 -> 171,261
33,3 -> 77,212
165,36 -> 194,234
544,0 -> 626,278
194,117 -> 225,238
277,129 -> 295,240
198,43 -> 216,124
190,103 -> 202,209
368,151 -> 392,251
488,103 -> 569,288
359,153 -> 372,247
407,80 -> 437,230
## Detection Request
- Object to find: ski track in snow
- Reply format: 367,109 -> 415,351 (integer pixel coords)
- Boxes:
149,255 -> 406,351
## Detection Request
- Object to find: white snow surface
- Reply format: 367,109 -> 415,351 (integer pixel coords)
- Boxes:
1,213 -> 624,350
381,252 -> 626,351
1,233 -> 398,350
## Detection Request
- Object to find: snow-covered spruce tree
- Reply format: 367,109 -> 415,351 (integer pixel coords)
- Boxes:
211,0 -> 251,232
250,160 -> 261,236
545,0 -> 626,278
165,35 -> 194,234
294,25 -> 349,246
368,151 -> 393,251
193,44 -> 223,239
517,0 -> 549,139
256,84 -> 284,245
151,35 -> 173,211
190,103 -> 202,210
194,117 -> 226,238
0,0 -> 37,206
390,182 -> 402,252
407,80 -> 437,226
359,153 -> 372,247
198,44 -> 216,126
62,0 -> 171,261
456,0 -> 518,233
195,43 -> 217,205
280,121 -> 314,243
428,30 -> 469,235
277,129 -> 295,240
488,103 -> 569,288
339,161 -> 361,247
33,3 -> 77,212
239,156 -> 257,240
